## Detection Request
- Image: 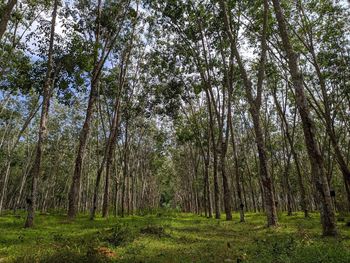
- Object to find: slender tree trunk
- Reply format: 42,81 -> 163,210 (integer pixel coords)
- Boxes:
114,162 -> 119,217
220,139 -> 232,220
91,78 -> 123,219
219,0 -> 277,226
248,176 -> 257,213
0,160 -> 11,213
90,159 -> 105,219
272,0 -> 337,236
204,90 -> 220,219
296,3 -> 350,210
282,146 -> 293,216
68,0 -> 104,219
69,76 -> 101,219
24,0 -> 57,227
219,67 -> 233,220
204,151 -> 212,218
14,163 -> 29,212
121,118 -> 129,217
312,46 -> 350,210
230,121 -> 245,222
102,3 -> 138,217
102,99 -> 121,217
272,87 -> 309,217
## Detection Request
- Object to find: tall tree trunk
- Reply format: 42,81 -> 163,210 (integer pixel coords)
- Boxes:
296,3 -> 350,209
24,0 -> 58,227
14,161 -> 30,212
219,50 -> 234,221
68,0 -> 103,219
121,118 -> 129,217
219,0 -> 277,226
90,158 -> 105,219
68,76 -> 101,219
220,133 -> 232,220
248,175 -> 257,213
114,158 -> 119,217
204,143 -> 212,218
0,159 -> 11,213
204,90 -> 220,219
272,86 -> 309,217
102,97 -> 121,217
312,41 -> 350,211
272,0 -> 337,236
230,123 -> 245,222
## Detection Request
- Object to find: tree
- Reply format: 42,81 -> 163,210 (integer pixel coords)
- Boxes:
68,0 -> 131,219
24,0 -> 58,228
219,0 -> 278,226
272,0 -> 337,236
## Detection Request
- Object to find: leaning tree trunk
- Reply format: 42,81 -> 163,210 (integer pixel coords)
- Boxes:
121,118 -> 129,217
219,63 -> 233,221
68,74 -> 100,219
205,90 -> 220,219
297,1 -> 350,211
102,96 -> 122,217
272,0 -> 337,236
102,20 -> 136,216
272,85 -> 309,217
219,0 -> 277,226
90,155 -> 106,219
230,122 -> 245,222
68,0 -> 104,219
204,137 -> 212,218
0,158 -> 11,214
311,45 -> 350,210
220,120 -> 232,220
24,0 -> 58,228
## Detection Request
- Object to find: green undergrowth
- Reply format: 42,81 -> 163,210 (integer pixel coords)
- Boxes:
0,211 -> 350,262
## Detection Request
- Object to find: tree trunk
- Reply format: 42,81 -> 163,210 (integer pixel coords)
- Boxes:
102,98 -> 121,217
24,0 -> 57,227
297,3 -> 350,210
272,87 -> 309,217
272,0 -> 337,236
204,90 -> 220,219
230,121 -> 245,222
0,160 -> 11,213
68,0 -> 104,219
121,118 -> 129,217
219,0 -> 277,226
204,150 -> 212,218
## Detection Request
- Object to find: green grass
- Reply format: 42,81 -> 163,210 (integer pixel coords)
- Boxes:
0,211 -> 350,262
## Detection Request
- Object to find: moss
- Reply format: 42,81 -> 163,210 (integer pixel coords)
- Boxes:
0,211 -> 349,262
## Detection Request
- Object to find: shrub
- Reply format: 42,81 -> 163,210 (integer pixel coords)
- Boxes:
104,222 -> 135,246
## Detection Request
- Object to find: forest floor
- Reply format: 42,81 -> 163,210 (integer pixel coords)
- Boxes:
0,211 -> 350,263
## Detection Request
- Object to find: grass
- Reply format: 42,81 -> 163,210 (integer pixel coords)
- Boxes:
0,211 -> 350,262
